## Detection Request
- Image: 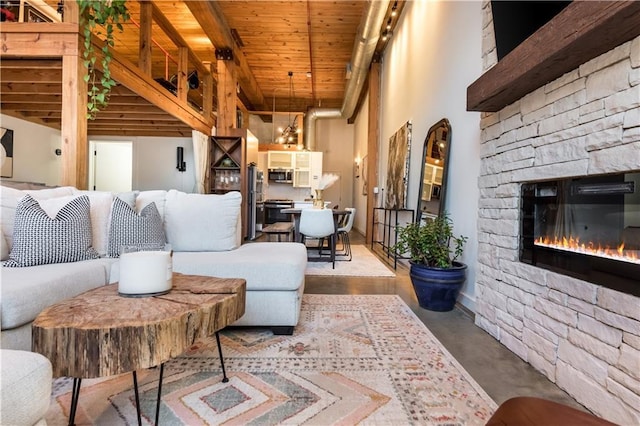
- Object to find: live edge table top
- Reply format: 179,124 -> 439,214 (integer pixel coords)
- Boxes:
32,273 -> 246,379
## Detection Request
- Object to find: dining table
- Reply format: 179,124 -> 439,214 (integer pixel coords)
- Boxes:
280,208 -> 351,263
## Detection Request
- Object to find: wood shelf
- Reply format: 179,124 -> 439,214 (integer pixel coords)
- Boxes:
467,1 -> 640,112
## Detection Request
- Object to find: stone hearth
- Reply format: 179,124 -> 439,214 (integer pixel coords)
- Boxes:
474,3 -> 640,424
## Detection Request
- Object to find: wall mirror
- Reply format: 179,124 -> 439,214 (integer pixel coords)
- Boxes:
416,118 -> 452,223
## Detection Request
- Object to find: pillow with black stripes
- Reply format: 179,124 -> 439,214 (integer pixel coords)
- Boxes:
107,197 -> 166,258
4,194 -> 99,267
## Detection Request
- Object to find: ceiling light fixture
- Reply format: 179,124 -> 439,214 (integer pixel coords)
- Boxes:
391,1 -> 398,17
386,18 -> 392,30
278,71 -> 298,145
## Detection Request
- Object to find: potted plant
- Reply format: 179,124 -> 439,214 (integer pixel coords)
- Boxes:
393,214 -> 468,311
78,0 -> 130,119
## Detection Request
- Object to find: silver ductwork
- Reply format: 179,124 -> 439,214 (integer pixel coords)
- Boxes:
304,0 -> 390,149
303,108 -> 342,150
340,0 -> 389,119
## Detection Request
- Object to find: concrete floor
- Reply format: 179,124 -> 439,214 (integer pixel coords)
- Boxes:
303,231 -> 588,413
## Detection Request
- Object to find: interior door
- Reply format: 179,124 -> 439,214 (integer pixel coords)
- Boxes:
89,141 -> 133,192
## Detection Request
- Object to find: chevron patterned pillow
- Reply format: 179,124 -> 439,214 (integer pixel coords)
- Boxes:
107,197 -> 166,258
4,194 -> 99,267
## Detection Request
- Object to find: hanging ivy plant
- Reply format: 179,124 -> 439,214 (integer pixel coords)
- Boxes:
78,0 -> 130,119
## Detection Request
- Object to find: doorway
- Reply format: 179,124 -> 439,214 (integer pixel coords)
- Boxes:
89,141 -> 133,192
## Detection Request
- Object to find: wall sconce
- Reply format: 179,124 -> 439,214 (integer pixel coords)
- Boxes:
176,147 -> 186,172
354,157 -> 361,178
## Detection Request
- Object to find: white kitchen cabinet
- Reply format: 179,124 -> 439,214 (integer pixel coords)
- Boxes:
293,151 -> 323,189
267,151 -> 293,169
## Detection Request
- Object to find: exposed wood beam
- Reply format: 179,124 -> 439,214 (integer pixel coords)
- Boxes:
150,2 -> 213,78
0,68 -> 62,82
85,118 -> 187,126
28,111 -> 187,122
92,43 -> 213,134
1,83 -> 62,94
185,0 -> 267,111
216,55 -> 238,135
88,129 -> 192,137
1,94 -> 62,103
0,59 -> 62,69
177,47 -> 189,102
60,0 -> 87,189
138,1 -> 153,75
202,61 -> 214,119
467,1 -> 640,111
0,23 -> 80,56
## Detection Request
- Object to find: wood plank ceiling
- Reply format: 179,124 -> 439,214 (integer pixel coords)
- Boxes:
0,0 -> 402,137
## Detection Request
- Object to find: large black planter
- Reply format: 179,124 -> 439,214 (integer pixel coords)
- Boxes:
409,261 -> 467,311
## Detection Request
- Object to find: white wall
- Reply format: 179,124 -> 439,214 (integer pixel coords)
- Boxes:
0,115 -> 196,192
90,135 -> 195,192
378,0 -> 483,310
0,114 -> 61,185
315,118 -> 355,210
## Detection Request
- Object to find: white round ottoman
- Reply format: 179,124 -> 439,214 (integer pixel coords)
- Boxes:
1,349 -> 52,426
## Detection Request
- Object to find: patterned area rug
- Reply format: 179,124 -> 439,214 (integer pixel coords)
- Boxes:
305,245 -> 395,277
46,295 -> 496,425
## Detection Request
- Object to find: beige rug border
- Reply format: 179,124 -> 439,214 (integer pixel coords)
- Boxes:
305,293 -> 499,410
304,244 -> 396,277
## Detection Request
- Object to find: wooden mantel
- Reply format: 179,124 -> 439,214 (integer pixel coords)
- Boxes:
467,1 -> 640,112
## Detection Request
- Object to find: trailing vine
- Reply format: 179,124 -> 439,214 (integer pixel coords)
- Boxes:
78,0 -> 130,119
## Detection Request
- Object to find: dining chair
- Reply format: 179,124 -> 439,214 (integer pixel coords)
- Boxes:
336,207 -> 355,261
299,208 -> 336,269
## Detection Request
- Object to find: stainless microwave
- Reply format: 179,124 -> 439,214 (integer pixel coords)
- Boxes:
268,169 -> 293,183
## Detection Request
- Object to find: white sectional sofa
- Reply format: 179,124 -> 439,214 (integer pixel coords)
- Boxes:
0,185 -> 307,352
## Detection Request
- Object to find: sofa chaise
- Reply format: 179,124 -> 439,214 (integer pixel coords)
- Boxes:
0,185 -> 307,352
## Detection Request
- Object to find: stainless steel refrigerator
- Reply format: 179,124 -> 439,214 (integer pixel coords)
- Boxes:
246,163 -> 264,240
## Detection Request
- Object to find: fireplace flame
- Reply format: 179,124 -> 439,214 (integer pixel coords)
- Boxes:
535,235 -> 640,264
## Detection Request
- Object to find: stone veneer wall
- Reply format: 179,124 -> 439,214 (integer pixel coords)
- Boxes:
474,3 -> 640,424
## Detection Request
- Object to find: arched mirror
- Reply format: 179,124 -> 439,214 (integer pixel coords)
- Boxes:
416,118 -> 452,223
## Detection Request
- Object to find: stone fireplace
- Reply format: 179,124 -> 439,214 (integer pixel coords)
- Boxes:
473,3 -> 640,424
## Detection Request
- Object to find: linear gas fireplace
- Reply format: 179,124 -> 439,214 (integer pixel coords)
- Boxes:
520,172 -> 640,297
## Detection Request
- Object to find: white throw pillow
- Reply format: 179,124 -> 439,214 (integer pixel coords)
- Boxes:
68,190 -> 115,256
164,190 -> 241,252
0,232 -> 8,261
136,190 -> 167,220
115,191 -> 139,209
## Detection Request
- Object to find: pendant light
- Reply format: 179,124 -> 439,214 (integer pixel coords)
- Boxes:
277,71 -> 298,145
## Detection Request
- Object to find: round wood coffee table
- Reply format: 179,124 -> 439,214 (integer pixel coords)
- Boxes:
32,273 -> 246,426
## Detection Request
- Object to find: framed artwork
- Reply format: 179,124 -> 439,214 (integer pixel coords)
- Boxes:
362,155 -> 368,195
1,127 -> 14,178
385,121 -> 412,209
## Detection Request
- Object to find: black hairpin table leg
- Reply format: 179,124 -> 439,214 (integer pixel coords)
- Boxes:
132,371 -> 142,426
215,331 -> 229,383
68,377 -> 82,426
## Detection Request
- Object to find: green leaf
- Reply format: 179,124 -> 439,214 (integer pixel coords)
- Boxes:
78,0 -> 129,116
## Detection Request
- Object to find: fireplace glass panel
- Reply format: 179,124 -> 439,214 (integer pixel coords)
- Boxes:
520,172 -> 640,297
